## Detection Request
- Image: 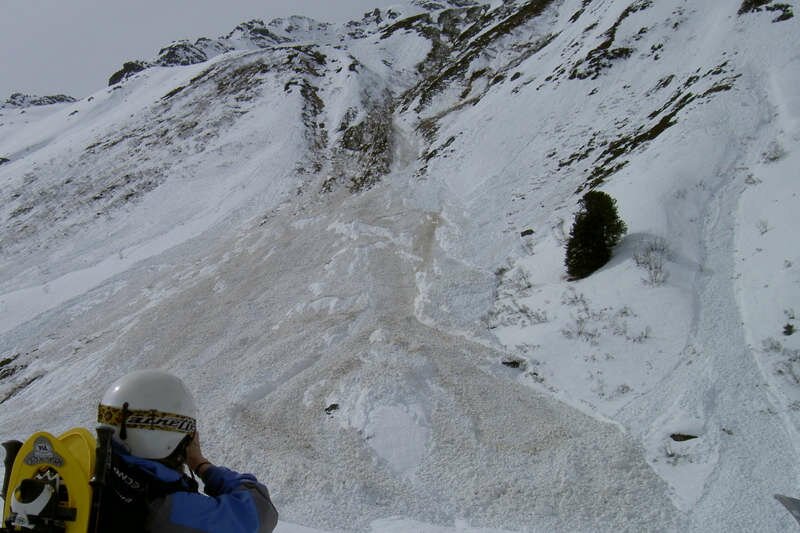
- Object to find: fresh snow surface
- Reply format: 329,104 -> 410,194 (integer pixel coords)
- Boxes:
1,1 -> 799,531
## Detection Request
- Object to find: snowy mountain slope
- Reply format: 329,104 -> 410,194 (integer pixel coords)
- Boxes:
1,0 -> 799,531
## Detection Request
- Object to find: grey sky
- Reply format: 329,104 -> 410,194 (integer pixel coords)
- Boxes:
0,0 -> 398,100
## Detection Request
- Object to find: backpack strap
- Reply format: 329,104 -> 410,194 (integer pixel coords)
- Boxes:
88,426 -> 114,533
96,448 -> 198,533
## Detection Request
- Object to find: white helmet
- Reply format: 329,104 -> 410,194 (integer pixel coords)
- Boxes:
98,369 -> 197,459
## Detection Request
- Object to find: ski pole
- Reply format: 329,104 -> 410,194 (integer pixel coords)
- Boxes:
1,440 -> 22,502
88,425 -> 114,533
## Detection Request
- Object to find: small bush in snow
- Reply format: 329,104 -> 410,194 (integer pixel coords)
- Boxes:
744,173 -> 762,185
762,141 -> 787,162
561,315 -> 600,345
552,217 -> 568,246
785,323 -> 796,336
763,337 -> 783,352
520,306 -> 549,324
561,288 -> 588,307
565,191 -> 628,279
634,237 -> 671,286
628,326 -> 652,343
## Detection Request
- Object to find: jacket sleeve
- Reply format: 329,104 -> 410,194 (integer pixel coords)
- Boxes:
147,466 -> 278,533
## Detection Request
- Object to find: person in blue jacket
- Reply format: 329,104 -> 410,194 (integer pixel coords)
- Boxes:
96,369 -> 278,532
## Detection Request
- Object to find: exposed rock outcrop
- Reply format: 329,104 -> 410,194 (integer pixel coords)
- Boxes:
2,93 -> 77,108
108,61 -> 147,86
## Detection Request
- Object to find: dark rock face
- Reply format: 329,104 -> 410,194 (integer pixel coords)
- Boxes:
738,0 -> 794,21
227,19 -> 291,47
108,61 -> 148,86
156,41 -> 209,67
3,93 -> 77,108
195,38 -> 231,58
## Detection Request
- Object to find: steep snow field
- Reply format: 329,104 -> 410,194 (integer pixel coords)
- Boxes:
1,0 -> 799,531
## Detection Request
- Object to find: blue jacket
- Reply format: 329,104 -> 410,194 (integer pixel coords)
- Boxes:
104,447 -> 278,533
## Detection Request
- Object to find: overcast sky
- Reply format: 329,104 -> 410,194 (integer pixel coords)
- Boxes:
0,0 -> 399,100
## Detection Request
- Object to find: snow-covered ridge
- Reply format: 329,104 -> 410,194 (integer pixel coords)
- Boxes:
1,0 -> 799,531
105,9 -> 414,86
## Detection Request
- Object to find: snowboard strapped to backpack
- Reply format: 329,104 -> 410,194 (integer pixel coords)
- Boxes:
1,426 -> 113,533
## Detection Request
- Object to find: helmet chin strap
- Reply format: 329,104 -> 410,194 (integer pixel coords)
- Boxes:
119,402 -> 131,440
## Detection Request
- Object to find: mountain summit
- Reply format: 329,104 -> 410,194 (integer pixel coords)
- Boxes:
0,1 -> 798,530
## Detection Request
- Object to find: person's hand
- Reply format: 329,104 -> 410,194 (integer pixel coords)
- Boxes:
186,432 -> 211,474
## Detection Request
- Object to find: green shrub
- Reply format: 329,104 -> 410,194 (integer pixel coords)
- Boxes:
565,191 -> 628,279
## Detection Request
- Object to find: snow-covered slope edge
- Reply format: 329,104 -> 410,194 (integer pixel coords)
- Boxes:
0,0 -> 798,531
